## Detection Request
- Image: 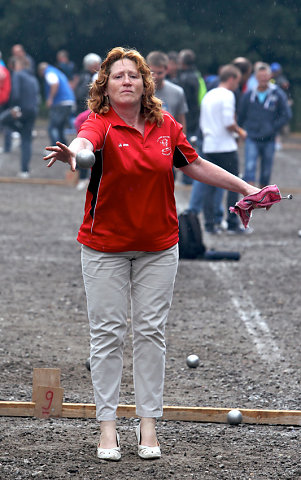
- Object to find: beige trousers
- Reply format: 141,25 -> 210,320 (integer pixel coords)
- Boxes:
81,244 -> 178,421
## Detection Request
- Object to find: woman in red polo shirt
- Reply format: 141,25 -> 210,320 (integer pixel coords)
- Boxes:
44,47 -> 259,461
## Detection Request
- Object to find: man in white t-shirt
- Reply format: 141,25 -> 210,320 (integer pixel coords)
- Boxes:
200,64 -> 247,234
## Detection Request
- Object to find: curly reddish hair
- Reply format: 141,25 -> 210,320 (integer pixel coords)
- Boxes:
88,47 -> 163,125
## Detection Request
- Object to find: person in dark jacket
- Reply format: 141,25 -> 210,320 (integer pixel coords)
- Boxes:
75,53 -> 101,115
177,49 -> 202,184
238,63 -> 291,187
177,49 -> 200,136
10,56 -> 40,177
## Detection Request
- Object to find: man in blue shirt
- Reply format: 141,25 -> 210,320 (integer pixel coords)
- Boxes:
38,62 -> 75,146
238,63 -> 291,187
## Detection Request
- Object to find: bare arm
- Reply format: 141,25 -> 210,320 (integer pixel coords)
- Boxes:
180,156 -> 259,197
44,138 -> 94,171
46,82 -> 59,108
227,123 -> 247,140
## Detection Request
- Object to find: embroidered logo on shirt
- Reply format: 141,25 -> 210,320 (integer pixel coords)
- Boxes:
118,143 -> 129,147
157,136 -> 171,155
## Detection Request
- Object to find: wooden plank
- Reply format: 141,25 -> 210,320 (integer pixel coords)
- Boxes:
0,401 -> 35,417
0,176 -> 68,186
65,169 -> 79,186
1,401 -> 301,425
61,402 -> 96,419
239,408 -> 301,426
161,406 -> 301,425
0,170 -> 79,187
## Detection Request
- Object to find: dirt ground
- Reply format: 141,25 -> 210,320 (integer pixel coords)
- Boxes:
0,121 -> 300,480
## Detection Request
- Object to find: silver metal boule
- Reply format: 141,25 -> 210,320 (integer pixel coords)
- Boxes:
227,409 -> 243,425
186,354 -> 200,368
76,149 -> 95,169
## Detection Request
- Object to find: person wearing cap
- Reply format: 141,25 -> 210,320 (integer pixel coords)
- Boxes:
270,62 -> 290,93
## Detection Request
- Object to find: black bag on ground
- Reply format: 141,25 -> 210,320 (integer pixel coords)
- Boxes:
178,209 -> 241,261
178,210 -> 206,259
203,250 -> 240,261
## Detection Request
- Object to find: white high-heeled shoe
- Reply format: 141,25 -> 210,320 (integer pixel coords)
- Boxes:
136,423 -> 161,460
97,432 -> 121,461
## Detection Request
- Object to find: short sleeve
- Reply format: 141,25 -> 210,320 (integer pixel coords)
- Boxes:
222,91 -> 235,127
77,113 -> 106,150
172,119 -> 198,168
45,72 -> 59,85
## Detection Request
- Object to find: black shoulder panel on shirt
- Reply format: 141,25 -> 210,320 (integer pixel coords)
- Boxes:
87,150 -> 103,219
173,146 -> 189,168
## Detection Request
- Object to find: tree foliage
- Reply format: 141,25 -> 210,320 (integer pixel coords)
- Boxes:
0,0 -> 300,79
0,0 -> 300,125
0,0 -> 301,74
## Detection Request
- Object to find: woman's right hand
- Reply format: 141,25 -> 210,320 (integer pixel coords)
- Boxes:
44,141 -> 77,172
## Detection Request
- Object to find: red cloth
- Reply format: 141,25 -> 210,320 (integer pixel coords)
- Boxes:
229,184 -> 282,228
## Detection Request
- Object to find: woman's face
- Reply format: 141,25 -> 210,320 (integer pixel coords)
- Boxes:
105,58 -> 144,109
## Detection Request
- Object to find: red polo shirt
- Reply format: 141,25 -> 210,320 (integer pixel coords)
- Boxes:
77,107 -> 198,252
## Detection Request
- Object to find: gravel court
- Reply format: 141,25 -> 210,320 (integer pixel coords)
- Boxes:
0,123 -> 300,479
208,261 -> 282,364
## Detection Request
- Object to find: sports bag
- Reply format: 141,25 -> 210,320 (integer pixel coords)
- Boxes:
178,210 -> 206,259
178,210 -> 240,261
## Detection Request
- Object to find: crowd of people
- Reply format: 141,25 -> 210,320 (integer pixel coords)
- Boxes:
188,56 -> 292,234
0,45 -> 293,227
0,45 -> 102,183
